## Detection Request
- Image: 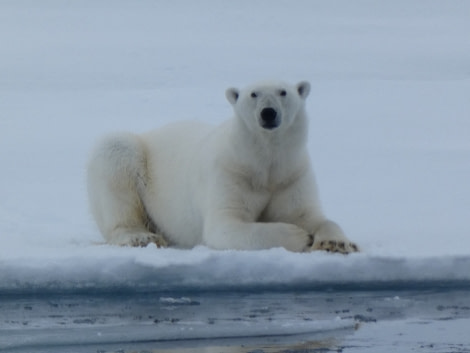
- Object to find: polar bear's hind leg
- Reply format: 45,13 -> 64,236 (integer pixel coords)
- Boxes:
87,133 -> 167,247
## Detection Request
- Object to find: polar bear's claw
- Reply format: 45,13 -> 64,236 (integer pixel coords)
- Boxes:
350,243 -> 359,252
307,234 -> 314,247
312,239 -> 359,254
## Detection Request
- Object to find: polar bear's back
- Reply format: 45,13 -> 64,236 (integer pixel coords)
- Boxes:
141,121 -> 221,182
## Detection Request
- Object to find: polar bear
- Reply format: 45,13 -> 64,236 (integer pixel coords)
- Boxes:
87,80 -> 359,254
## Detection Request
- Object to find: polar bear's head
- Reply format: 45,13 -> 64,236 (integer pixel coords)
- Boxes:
225,81 -> 310,132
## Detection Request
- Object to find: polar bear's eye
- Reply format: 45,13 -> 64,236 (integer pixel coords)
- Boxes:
279,90 -> 287,97
250,92 -> 257,98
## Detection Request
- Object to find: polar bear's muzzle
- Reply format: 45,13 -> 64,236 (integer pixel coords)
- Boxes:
260,107 -> 280,130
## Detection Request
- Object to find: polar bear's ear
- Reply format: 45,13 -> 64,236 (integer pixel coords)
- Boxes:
296,81 -> 311,99
225,88 -> 239,105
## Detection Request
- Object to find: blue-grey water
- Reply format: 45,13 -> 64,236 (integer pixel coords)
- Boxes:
2,285 -> 470,352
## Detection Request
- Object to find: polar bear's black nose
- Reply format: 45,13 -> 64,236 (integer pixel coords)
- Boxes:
261,107 -> 277,121
260,108 -> 279,129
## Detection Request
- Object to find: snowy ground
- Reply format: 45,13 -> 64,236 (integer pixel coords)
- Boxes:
1,1 -> 469,351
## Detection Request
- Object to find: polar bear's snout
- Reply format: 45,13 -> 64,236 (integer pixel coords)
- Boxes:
260,107 -> 279,129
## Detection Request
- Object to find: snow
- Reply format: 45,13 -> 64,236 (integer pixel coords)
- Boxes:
1,245 -> 470,294
1,0 -> 469,301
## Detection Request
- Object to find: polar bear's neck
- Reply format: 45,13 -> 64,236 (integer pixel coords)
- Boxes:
225,111 -> 310,189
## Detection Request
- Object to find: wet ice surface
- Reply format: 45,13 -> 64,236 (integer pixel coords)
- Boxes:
2,289 -> 470,352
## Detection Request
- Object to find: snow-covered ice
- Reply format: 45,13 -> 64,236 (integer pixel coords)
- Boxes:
1,246 -> 470,294
1,0 -> 469,350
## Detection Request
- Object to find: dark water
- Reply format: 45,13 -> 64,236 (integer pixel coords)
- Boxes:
1,287 -> 470,353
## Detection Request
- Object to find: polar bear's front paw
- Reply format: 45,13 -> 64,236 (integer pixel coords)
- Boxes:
309,220 -> 359,254
129,233 -> 168,248
109,227 -> 169,248
311,237 -> 359,254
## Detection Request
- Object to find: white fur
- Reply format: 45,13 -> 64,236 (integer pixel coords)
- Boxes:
87,80 -> 359,253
